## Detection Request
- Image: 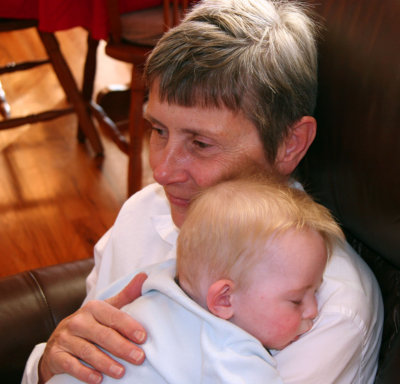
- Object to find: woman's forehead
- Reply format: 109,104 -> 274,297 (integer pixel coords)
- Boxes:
147,89 -> 257,136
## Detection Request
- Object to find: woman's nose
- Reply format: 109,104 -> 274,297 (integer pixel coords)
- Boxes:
151,144 -> 188,185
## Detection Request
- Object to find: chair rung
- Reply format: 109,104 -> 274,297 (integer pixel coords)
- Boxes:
0,107 -> 74,130
89,101 -> 130,154
0,59 -> 50,75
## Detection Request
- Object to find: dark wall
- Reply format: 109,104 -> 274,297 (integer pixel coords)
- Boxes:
299,1 -> 400,382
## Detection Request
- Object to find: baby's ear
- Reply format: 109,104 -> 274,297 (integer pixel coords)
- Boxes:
206,279 -> 234,320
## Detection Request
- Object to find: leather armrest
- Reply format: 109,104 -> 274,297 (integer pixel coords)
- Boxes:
0,258 -> 94,383
375,333 -> 400,384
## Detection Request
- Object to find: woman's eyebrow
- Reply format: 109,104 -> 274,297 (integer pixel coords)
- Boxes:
143,113 -> 166,128
144,115 -> 216,138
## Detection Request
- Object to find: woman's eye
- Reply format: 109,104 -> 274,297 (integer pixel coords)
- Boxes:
193,139 -> 211,149
151,126 -> 166,138
290,300 -> 302,306
152,127 -> 163,135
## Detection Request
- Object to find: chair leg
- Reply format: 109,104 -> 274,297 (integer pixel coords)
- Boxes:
37,30 -> 103,156
127,66 -> 145,196
80,34 -> 99,143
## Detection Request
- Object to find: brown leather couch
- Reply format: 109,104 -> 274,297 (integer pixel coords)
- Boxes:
0,0 -> 398,383
0,258 -> 94,382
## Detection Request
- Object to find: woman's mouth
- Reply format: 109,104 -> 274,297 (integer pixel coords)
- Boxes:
166,192 -> 190,207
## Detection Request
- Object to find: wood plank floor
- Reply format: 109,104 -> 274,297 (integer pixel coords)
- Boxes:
0,27 -> 153,277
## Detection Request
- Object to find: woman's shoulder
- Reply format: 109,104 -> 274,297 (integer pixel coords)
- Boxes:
320,241 -> 383,329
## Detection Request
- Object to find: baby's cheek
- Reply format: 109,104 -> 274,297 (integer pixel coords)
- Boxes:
271,315 -> 300,339
279,313 -> 304,335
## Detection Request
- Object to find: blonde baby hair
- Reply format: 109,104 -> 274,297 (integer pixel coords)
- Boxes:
177,174 -> 344,302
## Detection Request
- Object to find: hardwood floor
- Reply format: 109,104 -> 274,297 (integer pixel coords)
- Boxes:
0,27 -> 153,277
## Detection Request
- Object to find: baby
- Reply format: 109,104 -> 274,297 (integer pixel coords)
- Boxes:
48,175 -> 344,383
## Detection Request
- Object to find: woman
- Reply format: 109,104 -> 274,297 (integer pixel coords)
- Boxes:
23,1 -> 382,383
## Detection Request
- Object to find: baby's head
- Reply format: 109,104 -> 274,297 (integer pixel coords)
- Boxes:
177,175 -> 344,349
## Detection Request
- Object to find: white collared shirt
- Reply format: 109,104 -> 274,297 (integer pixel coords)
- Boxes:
23,183 -> 383,384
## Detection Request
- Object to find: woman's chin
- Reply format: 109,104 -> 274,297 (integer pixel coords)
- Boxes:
171,209 -> 187,228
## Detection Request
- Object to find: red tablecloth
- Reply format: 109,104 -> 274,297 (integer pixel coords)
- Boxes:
0,0 -> 163,40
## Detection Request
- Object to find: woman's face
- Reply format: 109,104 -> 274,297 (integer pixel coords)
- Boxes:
146,84 -> 271,227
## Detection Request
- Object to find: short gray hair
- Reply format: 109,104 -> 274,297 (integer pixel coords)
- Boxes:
145,0 -> 319,162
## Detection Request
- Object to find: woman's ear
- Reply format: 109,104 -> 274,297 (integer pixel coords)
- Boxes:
275,116 -> 316,176
206,279 -> 235,320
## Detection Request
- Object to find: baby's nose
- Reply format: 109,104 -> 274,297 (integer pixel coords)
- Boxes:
303,296 -> 318,320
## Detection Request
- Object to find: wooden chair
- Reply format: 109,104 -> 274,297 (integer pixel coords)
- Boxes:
0,19 -> 103,155
87,0 -> 190,196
